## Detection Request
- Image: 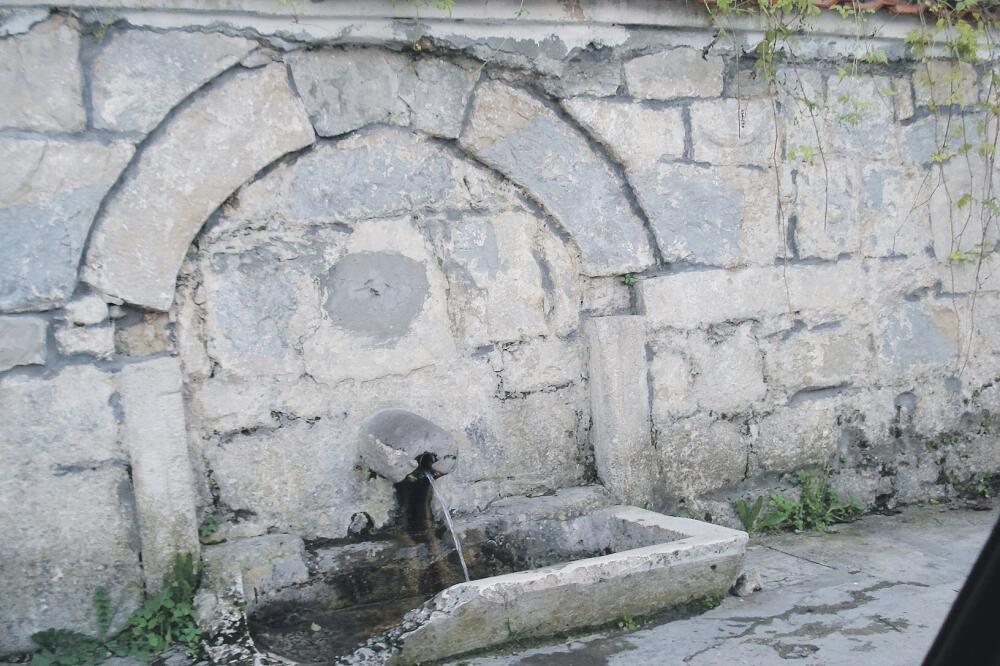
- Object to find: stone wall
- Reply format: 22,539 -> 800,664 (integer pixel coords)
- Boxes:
1,1 -> 998,653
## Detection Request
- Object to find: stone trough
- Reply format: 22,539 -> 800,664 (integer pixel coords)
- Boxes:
243,488 -> 748,665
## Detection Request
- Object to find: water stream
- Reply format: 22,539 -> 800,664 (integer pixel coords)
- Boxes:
424,470 -> 471,582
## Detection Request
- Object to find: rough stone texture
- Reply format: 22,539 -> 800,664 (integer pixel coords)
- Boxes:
91,28 -> 257,133
54,322 -> 114,359
119,358 -> 200,590
200,534 -> 308,613
288,48 -> 479,139
762,322 -> 874,393
655,414 -> 747,498
0,16 -> 84,131
649,324 -> 767,418
632,163 -> 781,267
690,98 -> 776,166
0,366 -> 140,653
64,293 -> 109,326
913,60 -> 980,108
561,97 -> 684,168
114,312 -> 172,356
624,48 -> 724,100
459,81 -> 654,276
0,8 -> 49,36
584,316 -> 656,505
0,315 -> 47,372
83,63 -> 315,310
639,261 -> 865,329
0,138 -> 135,312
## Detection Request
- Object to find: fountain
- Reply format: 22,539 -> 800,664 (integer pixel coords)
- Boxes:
235,410 -> 748,665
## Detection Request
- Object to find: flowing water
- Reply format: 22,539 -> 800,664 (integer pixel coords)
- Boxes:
424,470 -> 470,583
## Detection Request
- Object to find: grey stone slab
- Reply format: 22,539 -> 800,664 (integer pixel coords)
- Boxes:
0,8 -> 49,36
460,81 -> 654,276
0,366 -> 139,653
119,357 -> 200,591
584,316 -> 657,505
83,64 -> 315,310
0,139 -> 134,312
0,315 -> 47,372
54,322 -> 114,359
624,48 -> 724,100
0,16 -> 84,131
91,28 -> 256,133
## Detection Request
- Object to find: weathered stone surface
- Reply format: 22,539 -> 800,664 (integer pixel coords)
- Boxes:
283,129 -> 454,223
0,366 -> 139,653
201,534 -> 308,612
0,138 -> 134,312
64,293 -> 109,325
288,48 -> 409,137
0,8 -> 49,36
690,98 -> 776,166
878,301 -> 957,374
83,64 -> 315,310
791,161 -> 862,259
55,322 -> 114,359
582,277 -> 631,315
91,28 -> 256,133
562,97 -> 684,168
357,409 -> 460,483
762,321 -> 874,393
288,48 -> 478,139
584,316 -> 656,505
639,261 -> 865,329
403,57 -> 480,138
494,336 -> 584,395
749,395 -> 842,475
0,16 -> 84,131
655,414 -> 747,499
204,417 -> 394,539
427,210 -> 555,347
624,48 -> 724,100
114,311 -> 172,356
913,60 -> 979,108
539,60 -> 623,98
119,358 -> 200,590
631,163 -> 781,267
0,315 -> 47,372
460,81 -> 654,276
649,324 -> 766,418
858,165 -> 932,257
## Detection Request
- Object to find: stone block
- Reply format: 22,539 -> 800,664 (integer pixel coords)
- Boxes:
0,16 -> 84,131
561,97 -> 684,169
427,210 -> 551,347
0,366 -> 137,652
55,322 -> 114,359
114,312 -> 171,356
640,261 -> 865,329
459,81 -> 654,276
649,323 -> 766,418
204,417 -> 393,539
878,301 -> 958,374
201,534 -> 309,613
402,57 -> 480,138
119,358 -> 200,590
83,64 -> 315,311
791,161 -> 862,259
631,163 -> 781,267
495,336 -> 584,395
584,316 -> 657,505
288,48 -> 478,139
0,138 -> 134,312
0,8 -> 49,36
64,293 -> 109,326
91,28 -> 256,133
581,277 -> 631,315
0,315 -> 47,372
762,321 -> 874,392
655,414 -> 746,498
624,48 -> 724,100
913,60 -> 979,108
825,74 -> 898,159
749,395 -> 842,475
539,60 -> 623,98
690,98 -> 776,166
858,165 -> 933,257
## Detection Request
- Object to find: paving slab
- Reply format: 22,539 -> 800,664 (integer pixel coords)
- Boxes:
454,502 -> 998,666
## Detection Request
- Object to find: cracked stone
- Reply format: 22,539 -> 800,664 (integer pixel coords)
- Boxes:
624,48 -> 724,100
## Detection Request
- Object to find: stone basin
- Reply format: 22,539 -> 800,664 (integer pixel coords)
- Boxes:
245,489 -> 748,665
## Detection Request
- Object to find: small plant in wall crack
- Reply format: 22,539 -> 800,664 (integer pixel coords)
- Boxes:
28,554 -> 204,665
619,272 -> 638,287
